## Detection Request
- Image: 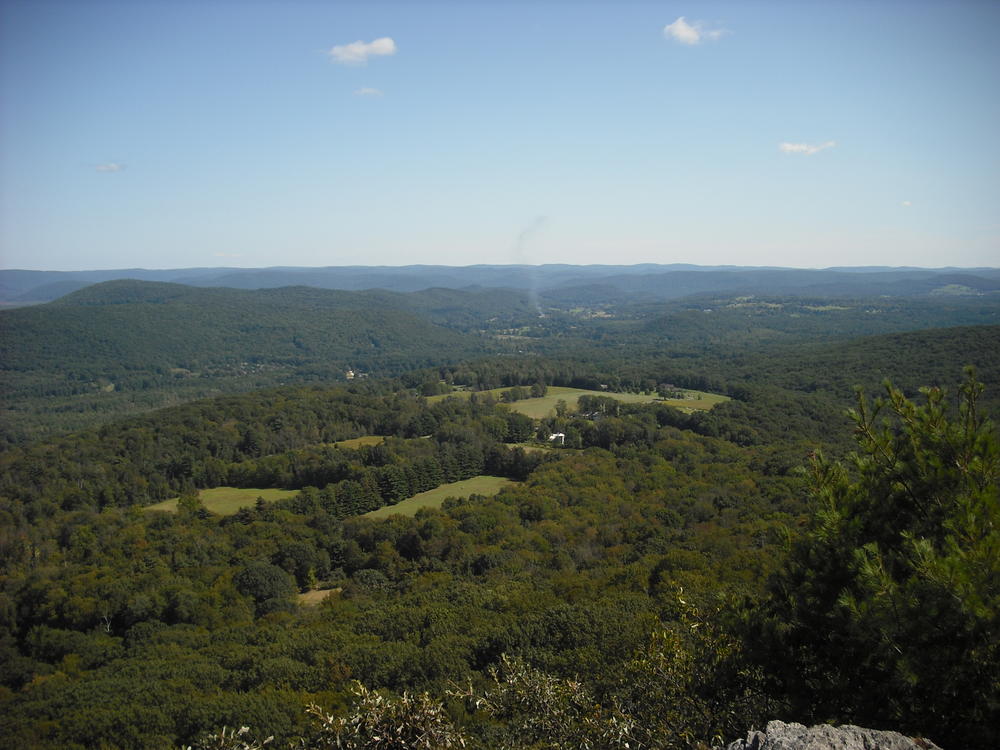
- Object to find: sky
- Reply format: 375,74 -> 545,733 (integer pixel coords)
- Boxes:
1,0 -> 998,271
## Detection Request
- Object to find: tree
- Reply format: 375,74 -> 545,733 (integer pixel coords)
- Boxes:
176,489 -> 204,519
455,654 -> 640,750
503,412 -> 534,443
620,600 -> 775,750
306,682 -> 467,749
232,561 -> 297,616
754,371 -> 999,747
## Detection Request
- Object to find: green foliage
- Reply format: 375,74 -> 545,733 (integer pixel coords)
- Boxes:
460,654 -> 639,749
233,562 -> 297,616
754,370 -> 1000,746
177,489 -> 205,519
5,295 -> 999,750
184,726 -> 274,750
0,281 -> 508,444
304,683 -> 467,749
0,379 -> 802,747
620,598 -> 776,749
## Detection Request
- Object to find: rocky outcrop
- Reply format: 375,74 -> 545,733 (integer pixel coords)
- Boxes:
723,720 -> 943,750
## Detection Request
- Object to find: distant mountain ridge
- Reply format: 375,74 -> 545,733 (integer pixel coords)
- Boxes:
0,280 -> 536,442
2,281 -> 489,378
48,279 -> 538,331
547,268 -> 1000,303
3,273 -> 1000,445
3,264 -> 999,304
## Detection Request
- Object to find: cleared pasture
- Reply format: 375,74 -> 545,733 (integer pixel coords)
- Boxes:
427,385 -> 726,418
657,391 -> 730,413
511,386 -> 660,418
331,435 -> 384,449
144,486 -> 298,515
504,442 -> 550,454
298,588 -> 341,606
364,476 -> 515,519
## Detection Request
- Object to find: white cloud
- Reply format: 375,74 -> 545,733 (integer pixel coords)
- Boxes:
663,17 -> 728,45
95,162 -> 125,172
328,37 -> 396,65
778,141 -> 836,155
901,200 -> 913,207
353,87 -> 384,97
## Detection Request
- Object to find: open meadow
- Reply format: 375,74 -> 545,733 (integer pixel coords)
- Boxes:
144,486 -> 300,515
658,390 -> 730,413
328,435 -> 385,449
427,385 -> 727,418
363,475 -> 515,519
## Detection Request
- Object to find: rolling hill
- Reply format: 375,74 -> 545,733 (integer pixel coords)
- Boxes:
0,280 -> 534,443
5,264 -> 1000,305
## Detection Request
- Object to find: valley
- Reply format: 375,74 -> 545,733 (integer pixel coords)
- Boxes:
5,2 -> 997,745
0,265 -> 997,749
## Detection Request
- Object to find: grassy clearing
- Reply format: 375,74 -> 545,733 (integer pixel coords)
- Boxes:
504,442 -> 550,454
511,386 -> 660,418
298,588 -> 341,606
657,391 -> 730,413
364,476 -> 515,520
428,385 -> 726,419
331,435 -> 384,449
145,486 -> 299,515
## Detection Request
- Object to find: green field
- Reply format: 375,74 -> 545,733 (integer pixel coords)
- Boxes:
656,391 -> 730,413
428,385 -> 727,418
297,588 -> 341,606
504,442 -> 551,454
145,486 -> 299,515
364,476 -> 515,519
330,435 -> 384,449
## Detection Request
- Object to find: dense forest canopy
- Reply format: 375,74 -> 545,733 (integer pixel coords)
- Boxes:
1,268 -> 997,748
2,272 -> 999,446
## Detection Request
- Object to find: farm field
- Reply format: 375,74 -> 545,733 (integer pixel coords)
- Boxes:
428,385 -> 727,418
504,442 -> 551,454
329,435 -> 385,449
363,476 -> 516,519
144,486 -> 299,515
657,391 -> 730,413
298,588 -> 341,606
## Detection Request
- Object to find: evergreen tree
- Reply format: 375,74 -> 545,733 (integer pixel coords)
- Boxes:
754,370 -> 999,747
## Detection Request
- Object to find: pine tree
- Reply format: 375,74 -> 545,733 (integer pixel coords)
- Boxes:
754,370 -> 999,747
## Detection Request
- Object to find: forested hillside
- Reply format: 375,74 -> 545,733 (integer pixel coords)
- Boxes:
1,275 -> 997,749
0,281 -> 544,444
4,276 -> 999,447
0,375 -> 812,748
5,0 -> 999,737
5,263 -> 1000,304
1,368 -> 995,748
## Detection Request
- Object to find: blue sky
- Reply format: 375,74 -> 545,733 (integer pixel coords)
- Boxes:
1,0 -> 998,271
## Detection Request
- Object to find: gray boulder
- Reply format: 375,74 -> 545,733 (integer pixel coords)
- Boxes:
723,720 -> 942,750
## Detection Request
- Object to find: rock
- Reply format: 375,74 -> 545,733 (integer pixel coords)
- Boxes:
723,720 -> 943,750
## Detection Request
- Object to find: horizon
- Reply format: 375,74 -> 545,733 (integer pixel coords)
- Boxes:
5,261 -> 1000,273
4,261 -> 999,276
2,1 -> 998,270
4,261 -> 1000,274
